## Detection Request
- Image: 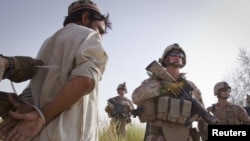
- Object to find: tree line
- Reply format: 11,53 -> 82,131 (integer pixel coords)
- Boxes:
224,48 -> 250,106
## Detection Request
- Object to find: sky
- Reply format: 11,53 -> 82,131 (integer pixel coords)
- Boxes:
0,0 -> 250,125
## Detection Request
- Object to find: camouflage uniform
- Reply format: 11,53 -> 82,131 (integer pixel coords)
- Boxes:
132,74 -> 204,141
198,81 -> 250,141
244,95 -> 250,116
208,102 -> 250,125
199,102 -> 250,141
131,43 -> 205,141
246,95 -> 250,107
105,83 -> 134,139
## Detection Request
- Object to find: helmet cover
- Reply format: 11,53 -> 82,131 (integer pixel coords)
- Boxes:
159,43 -> 186,68
214,81 -> 231,96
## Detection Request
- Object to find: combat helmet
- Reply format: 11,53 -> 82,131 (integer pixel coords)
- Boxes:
117,82 -> 127,93
214,81 -> 231,96
158,43 -> 186,68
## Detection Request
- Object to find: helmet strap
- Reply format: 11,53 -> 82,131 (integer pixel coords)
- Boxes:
164,58 -> 183,68
217,93 -> 229,99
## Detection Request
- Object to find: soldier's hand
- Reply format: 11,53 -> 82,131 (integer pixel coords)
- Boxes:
131,106 -> 144,117
203,112 -> 220,125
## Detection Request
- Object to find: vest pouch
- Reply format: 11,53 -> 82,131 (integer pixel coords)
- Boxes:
167,98 -> 180,123
138,99 -> 157,123
157,96 -> 170,120
177,100 -> 192,124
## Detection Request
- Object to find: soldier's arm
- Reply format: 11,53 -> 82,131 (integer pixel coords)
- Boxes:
131,78 -> 161,105
0,55 -> 43,83
105,100 -> 115,112
237,105 -> 250,124
187,80 -> 205,106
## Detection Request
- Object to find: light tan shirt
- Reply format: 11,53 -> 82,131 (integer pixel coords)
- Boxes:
21,23 -> 108,141
207,102 -> 250,125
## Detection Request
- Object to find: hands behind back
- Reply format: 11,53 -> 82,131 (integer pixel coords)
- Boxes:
0,91 -> 45,141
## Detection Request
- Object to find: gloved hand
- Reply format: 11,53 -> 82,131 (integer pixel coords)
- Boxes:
1,55 -> 44,83
159,81 -> 184,97
131,106 -> 144,117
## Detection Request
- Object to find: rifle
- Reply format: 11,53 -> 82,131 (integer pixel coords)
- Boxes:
131,106 -> 144,118
146,60 -> 220,125
108,98 -> 131,123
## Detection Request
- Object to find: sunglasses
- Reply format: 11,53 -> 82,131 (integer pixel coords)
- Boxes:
168,51 -> 184,58
220,88 -> 231,93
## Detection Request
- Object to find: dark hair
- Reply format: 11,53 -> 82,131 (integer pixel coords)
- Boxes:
63,9 -> 112,34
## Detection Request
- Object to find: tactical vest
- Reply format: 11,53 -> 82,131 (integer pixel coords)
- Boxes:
137,79 -> 194,125
157,97 -> 192,124
137,96 -> 193,125
209,104 -> 240,124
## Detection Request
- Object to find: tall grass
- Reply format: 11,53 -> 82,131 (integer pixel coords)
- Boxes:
99,118 -> 145,141
0,117 -> 145,141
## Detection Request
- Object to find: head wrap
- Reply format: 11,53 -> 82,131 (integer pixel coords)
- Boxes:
68,0 -> 101,16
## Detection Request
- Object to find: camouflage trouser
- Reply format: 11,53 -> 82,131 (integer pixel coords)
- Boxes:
109,117 -> 127,139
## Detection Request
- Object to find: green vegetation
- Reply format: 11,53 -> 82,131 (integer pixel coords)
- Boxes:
99,118 -> 145,141
0,117 -> 145,141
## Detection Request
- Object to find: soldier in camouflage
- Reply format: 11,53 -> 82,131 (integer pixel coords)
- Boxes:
132,43 -> 205,141
244,95 -> 250,116
105,82 -> 135,139
198,81 -> 250,140
246,95 -> 250,107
